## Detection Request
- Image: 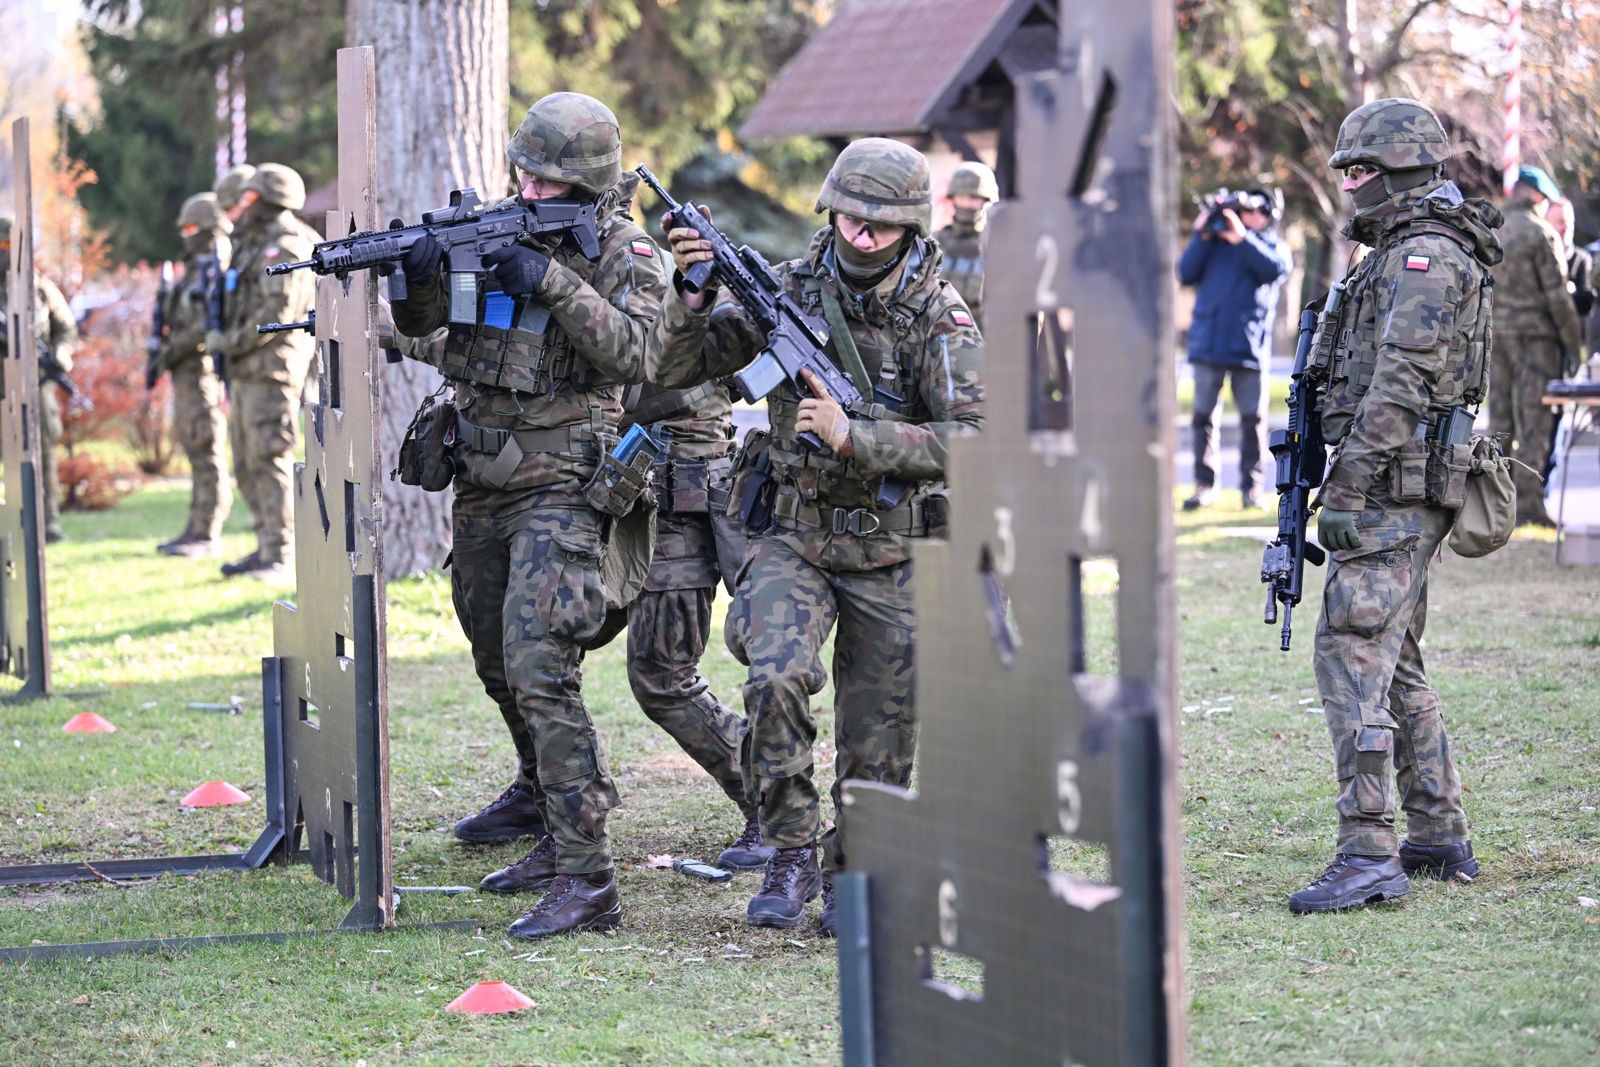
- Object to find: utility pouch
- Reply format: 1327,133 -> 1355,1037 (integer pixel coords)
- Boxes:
395,394 -> 457,492
734,468 -> 777,534
1425,440 -> 1472,510
1448,433 -> 1516,558
583,426 -> 663,519
922,489 -> 950,539
667,457 -> 713,515
1388,437 -> 1428,503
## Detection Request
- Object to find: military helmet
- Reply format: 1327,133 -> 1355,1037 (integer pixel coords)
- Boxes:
1328,98 -> 1450,172
507,92 -> 622,198
214,164 -> 257,210
176,192 -> 229,233
946,161 -> 999,203
815,138 -> 933,237
244,163 -> 306,210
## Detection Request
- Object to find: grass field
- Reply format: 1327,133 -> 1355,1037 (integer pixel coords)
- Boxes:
2,481 -> 1597,1065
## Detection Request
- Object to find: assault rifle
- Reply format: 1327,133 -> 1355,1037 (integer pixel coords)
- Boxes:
264,188 -> 601,303
634,165 -> 907,509
1260,287 -> 1340,651
196,253 -> 228,385
146,260 -> 175,389
39,340 -> 90,412
257,310 -> 313,335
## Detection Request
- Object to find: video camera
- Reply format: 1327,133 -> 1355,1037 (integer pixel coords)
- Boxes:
1197,186 -> 1281,235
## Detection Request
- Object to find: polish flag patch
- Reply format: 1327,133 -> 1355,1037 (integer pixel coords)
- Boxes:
1404,254 -> 1431,272
950,308 -> 975,327
630,239 -> 656,258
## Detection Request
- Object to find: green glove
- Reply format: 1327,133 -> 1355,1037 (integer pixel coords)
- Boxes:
1317,508 -> 1363,552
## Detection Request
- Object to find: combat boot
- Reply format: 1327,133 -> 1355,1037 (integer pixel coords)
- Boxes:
220,550 -> 261,577
159,531 -> 222,557
1288,853 -> 1411,914
229,557 -> 293,582
44,526 -> 65,544
508,870 -> 621,939
1182,487 -> 1214,511
480,834 -> 558,895
1399,839 -> 1480,882
716,811 -> 775,871
453,781 -> 547,844
747,846 -> 821,928
818,876 -> 837,938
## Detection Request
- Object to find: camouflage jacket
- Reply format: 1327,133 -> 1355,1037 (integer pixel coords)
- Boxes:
933,220 -> 985,327
1315,180 -> 1503,512
159,237 -> 232,370
648,227 -> 985,569
222,206 -> 320,384
391,174 -> 666,513
0,268 -> 77,375
1495,194 -> 1584,354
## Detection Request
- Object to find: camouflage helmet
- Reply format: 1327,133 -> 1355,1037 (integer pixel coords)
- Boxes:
244,163 -> 306,211
507,92 -> 622,198
1328,98 -> 1450,172
176,192 -> 229,234
213,164 -> 257,210
815,138 -> 933,237
946,161 -> 999,203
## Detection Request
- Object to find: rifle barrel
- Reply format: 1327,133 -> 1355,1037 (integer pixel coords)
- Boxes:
266,259 -> 315,276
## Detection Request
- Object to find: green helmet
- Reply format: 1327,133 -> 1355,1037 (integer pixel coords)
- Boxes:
507,92 -> 622,198
244,163 -> 306,211
177,192 -> 229,234
947,161 -> 998,202
214,164 -> 257,210
815,138 -> 933,237
1328,98 -> 1450,172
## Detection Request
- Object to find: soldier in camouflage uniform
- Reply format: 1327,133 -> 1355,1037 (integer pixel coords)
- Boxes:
579,379 -> 773,872
932,161 -> 997,328
152,193 -> 233,556
1290,99 -> 1502,914
390,93 -> 667,939
655,138 -> 985,932
1490,166 -> 1585,526
209,163 -> 320,581
0,214 -> 78,543
214,164 -> 256,227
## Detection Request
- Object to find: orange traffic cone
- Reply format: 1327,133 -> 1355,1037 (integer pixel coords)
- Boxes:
63,712 -> 117,734
445,980 -> 536,1015
180,781 -> 252,807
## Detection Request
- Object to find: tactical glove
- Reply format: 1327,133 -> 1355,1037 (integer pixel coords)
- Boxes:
481,243 -> 550,299
1317,508 -> 1363,552
399,228 -> 444,289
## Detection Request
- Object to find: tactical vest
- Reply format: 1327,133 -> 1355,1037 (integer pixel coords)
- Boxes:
761,269 -> 939,509
937,226 -> 984,317
1312,222 -> 1493,435
436,204 -> 634,397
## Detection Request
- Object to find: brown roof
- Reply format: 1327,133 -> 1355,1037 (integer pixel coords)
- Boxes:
740,0 -> 1036,142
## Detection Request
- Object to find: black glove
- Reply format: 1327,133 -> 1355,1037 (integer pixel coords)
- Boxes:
392,223 -> 443,289
481,242 -> 550,299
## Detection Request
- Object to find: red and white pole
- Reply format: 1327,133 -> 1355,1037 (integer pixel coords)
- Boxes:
1503,0 -> 1522,196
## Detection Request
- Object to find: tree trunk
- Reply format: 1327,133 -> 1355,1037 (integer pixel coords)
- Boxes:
345,0 -> 508,578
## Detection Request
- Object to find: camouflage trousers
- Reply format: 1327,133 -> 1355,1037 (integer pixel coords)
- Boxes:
172,356 -> 230,539
38,385 -> 62,537
228,376 -> 303,564
452,503 -> 619,874
1489,332 -> 1561,523
1313,490 -> 1467,857
725,534 -> 916,870
587,513 -> 749,813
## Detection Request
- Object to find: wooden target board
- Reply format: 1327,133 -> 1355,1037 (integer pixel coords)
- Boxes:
836,2 -> 1184,1064
1,117 -> 50,700
264,46 -> 395,929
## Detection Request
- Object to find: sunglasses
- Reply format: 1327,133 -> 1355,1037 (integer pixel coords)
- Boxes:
1343,164 -> 1381,181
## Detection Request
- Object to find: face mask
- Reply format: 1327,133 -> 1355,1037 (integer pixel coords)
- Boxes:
953,206 -> 982,230
183,231 -> 212,254
1350,174 -> 1391,211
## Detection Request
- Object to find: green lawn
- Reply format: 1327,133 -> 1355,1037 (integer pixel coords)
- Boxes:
1,482 -> 1597,1064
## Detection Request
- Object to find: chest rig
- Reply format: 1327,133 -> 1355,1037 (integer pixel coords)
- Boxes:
760,270 -> 933,508
436,212 -> 621,396
1311,222 -> 1492,429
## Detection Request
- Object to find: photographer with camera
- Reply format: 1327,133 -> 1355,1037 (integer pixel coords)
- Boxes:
1177,186 -> 1292,510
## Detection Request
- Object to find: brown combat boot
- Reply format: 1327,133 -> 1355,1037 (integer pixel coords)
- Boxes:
453,781 -> 547,844
746,846 -> 821,928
